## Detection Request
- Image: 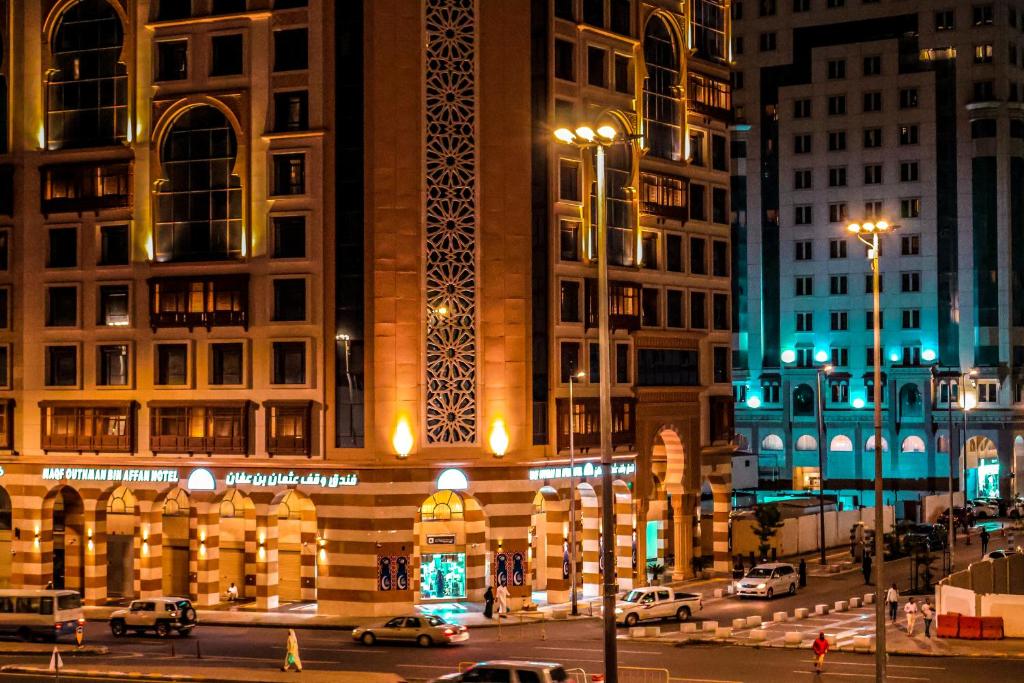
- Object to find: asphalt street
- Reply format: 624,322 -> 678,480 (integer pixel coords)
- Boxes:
0,617 -> 1020,682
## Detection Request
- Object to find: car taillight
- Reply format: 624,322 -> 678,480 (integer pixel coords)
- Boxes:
78,618 -> 85,625
55,624 -> 61,630
443,628 -> 455,636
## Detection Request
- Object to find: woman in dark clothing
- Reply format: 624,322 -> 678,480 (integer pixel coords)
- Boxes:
483,586 -> 494,619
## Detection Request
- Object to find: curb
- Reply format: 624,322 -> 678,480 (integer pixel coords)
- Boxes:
667,635 -> 1024,658
1,664 -> 216,681
85,616 -> 361,631
0,645 -> 109,656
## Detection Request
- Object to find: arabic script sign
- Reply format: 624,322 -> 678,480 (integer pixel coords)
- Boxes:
224,471 -> 358,488
527,461 -> 636,482
42,468 -> 180,483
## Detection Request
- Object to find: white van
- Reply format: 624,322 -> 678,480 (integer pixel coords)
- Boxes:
0,589 -> 84,641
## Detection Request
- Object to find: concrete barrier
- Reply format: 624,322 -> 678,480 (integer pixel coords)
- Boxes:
784,631 -> 803,644
794,608 -> 809,619
748,629 -> 768,641
834,600 -> 849,612
702,620 -> 718,632
629,627 -> 646,638
732,618 -> 747,629
864,593 -> 875,605
679,622 -> 698,633
552,610 -> 568,620
715,627 -> 732,638
773,611 -> 788,622
815,604 -> 830,615
747,615 -> 763,627
713,588 -> 725,598
850,597 -> 862,608
853,635 -> 874,651
726,584 -> 735,595
825,633 -> 838,647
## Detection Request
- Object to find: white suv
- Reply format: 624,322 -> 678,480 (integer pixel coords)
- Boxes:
109,597 -> 197,638
735,562 -> 798,599
434,661 -> 573,682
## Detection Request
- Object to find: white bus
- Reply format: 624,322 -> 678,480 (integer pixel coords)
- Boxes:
0,590 -> 84,641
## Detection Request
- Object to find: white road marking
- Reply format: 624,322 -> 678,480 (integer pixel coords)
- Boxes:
669,678 -> 743,683
535,646 -> 662,655
798,659 -> 944,671
397,663 -> 463,670
794,670 -> 928,681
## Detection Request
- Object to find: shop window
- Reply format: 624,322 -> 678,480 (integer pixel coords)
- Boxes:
421,553 -> 467,601
272,341 -> 306,384
46,0 -> 128,149
273,154 -> 306,196
98,285 -> 130,326
46,287 -> 78,327
155,106 -> 242,262
272,278 -> 306,321
41,402 -> 133,452
210,342 -> 244,385
97,344 -> 129,386
48,228 -> 77,268
210,34 -> 244,76
420,490 -> 464,522
273,28 -> 308,72
274,91 -> 309,132
272,216 -> 306,258
46,346 -> 78,386
100,225 -> 129,265
157,40 -> 188,81
156,344 -> 188,386
266,401 -> 312,456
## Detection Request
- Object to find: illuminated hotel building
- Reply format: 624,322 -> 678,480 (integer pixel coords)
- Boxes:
0,0 -> 732,617
731,0 -> 1024,515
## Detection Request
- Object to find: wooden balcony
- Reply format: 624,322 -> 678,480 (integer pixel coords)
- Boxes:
148,274 -> 249,331
40,401 -> 136,454
555,397 -> 636,453
40,161 -> 131,215
148,401 -> 252,456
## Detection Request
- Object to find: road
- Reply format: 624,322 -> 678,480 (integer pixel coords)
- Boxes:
0,619 -> 1019,682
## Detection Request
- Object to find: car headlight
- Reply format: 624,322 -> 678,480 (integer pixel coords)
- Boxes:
757,583 -> 766,589
614,608 -> 623,614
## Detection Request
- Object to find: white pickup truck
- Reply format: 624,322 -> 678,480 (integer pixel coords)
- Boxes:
612,586 -> 703,627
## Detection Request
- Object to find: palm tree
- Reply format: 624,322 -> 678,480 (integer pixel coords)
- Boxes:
752,504 -> 784,561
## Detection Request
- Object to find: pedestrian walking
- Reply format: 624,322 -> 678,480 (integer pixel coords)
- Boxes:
798,558 -> 807,588
921,599 -> 934,638
885,583 -> 900,623
495,582 -> 510,614
281,629 -> 302,672
904,597 -> 918,635
812,631 -> 830,673
980,528 -> 990,554
862,552 -> 872,585
483,585 -> 494,619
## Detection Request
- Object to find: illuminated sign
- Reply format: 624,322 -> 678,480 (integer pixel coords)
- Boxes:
42,468 -> 179,483
224,471 -> 358,488
528,461 -> 636,482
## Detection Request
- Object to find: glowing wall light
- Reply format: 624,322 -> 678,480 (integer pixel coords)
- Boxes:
746,396 -> 762,409
815,350 -> 829,363
780,349 -> 796,364
921,349 -> 936,362
852,398 -> 866,409
489,419 -> 509,457
392,417 -> 414,459
889,351 -> 900,363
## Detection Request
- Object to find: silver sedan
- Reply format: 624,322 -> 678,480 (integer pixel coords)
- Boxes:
353,615 -> 469,647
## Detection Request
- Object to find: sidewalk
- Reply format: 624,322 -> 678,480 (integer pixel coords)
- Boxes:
0,663 -> 405,682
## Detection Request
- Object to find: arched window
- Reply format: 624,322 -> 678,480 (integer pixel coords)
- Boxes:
162,489 -> 189,516
277,490 -> 308,520
734,433 -> 750,451
830,435 -> 853,452
46,0 -> 127,149
155,106 -> 243,262
420,490 -> 465,522
899,383 -> 922,415
901,436 -> 926,453
105,485 -> 135,514
936,434 -> 950,453
865,435 -> 889,452
642,16 -> 680,160
793,384 -> 815,416
761,434 -> 784,451
795,434 -> 817,451
219,489 -> 246,518
591,122 -> 636,266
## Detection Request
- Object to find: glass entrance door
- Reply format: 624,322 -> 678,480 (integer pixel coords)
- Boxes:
421,552 -> 466,600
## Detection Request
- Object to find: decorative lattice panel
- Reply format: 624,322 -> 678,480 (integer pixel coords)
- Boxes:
424,0 -> 478,444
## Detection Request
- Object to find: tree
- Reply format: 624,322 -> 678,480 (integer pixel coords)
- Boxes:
752,503 -> 784,561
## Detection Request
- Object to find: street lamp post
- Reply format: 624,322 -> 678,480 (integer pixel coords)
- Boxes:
815,364 -> 832,566
568,370 -> 585,616
554,124 -> 637,683
931,366 -> 957,574
960,372 -> 977,540
847,219 -> 892,683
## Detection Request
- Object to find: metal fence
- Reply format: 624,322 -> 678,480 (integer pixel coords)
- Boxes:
618,667 -> 671,683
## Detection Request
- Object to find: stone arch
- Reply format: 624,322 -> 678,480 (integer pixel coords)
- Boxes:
830,435 -> 853,452
795,434 -> 817,451
901,435 -> 926,454
0,485 -> 9,588
865,435 -> 889,453
271,489 -> 318,603
793,383 -> 815,416
530,487 -> 567,600
414,488 -> 489,602
702,473 -> 732,574
42,485 -> 86,592
653,425 -> 687,495
966,436 -> 999,498
216,488 -> 256,601
761,433 -> 784,451
99,485 -> 138,600
158,487 -> 191,597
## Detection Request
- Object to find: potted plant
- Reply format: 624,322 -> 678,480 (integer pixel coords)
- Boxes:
647,560 -> 666,585
752,503 -> 784,562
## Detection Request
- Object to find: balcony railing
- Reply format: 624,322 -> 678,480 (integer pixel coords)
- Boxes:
40,401 -> 135,454
265,401 -> 314,457
148,274 -> 249,331
149,401 -> 251,455
585,279 -> 641,332
555,397 -> 636,453
639,172 -> 688,222
688,72 -> 732,121
40,161 -> 131,215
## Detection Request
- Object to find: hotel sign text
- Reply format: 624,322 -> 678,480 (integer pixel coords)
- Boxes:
225,471 -> 358,488
528,461 -> 636,482
42,468 -> 180,483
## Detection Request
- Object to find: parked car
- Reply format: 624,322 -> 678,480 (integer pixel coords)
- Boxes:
937,506 -> 975,529
433,661 -> 571,682
970,499 -> 1000,518
353,615 -> 468,647
609,586 -> 703,627
902,523 -> 948,552
983,549 -> 1019,561
735,562 -> 798,599
109,597 -> 196,638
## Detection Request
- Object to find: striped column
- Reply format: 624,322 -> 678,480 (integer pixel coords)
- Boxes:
83,503 -> 107,606
243,505 -> 258,600
671,494 -> 695,581
11,491 -> 47,588
544,499 -> 569,604
580,488 -> 599,598
709,475 -> 732,574
191,501 -> 220,607
300,507 -> 317,601
614,484 -> 633,591
254,510 -> 279,609
138,498 -> 163,598
464,503 -> 488,600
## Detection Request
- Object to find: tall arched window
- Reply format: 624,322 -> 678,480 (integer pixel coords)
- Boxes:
642,17 -> 680,160
590,122 -> 635,266
155,106 -> 243,262
46,0 -> 128,149
899,383 -> 922,415
793,384 -> 815,416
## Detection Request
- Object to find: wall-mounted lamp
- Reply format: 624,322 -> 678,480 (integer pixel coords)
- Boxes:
199,529 -> 207,557
87,528 -> 94,553
489,419 -> 509,458
393,417 -> 414,459
33,526 -> 40,548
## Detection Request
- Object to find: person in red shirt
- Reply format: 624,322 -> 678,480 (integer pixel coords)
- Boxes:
812,632 -> 830,673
